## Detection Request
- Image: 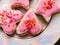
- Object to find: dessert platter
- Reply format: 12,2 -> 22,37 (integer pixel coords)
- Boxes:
0,0 -> 60,45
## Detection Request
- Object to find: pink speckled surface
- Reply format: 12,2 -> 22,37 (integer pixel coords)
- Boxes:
34,0 -> 60,22
17,9 -> 42,35
0,5 -> 23,34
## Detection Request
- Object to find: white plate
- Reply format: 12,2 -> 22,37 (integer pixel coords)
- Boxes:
0,0 -> 60,45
